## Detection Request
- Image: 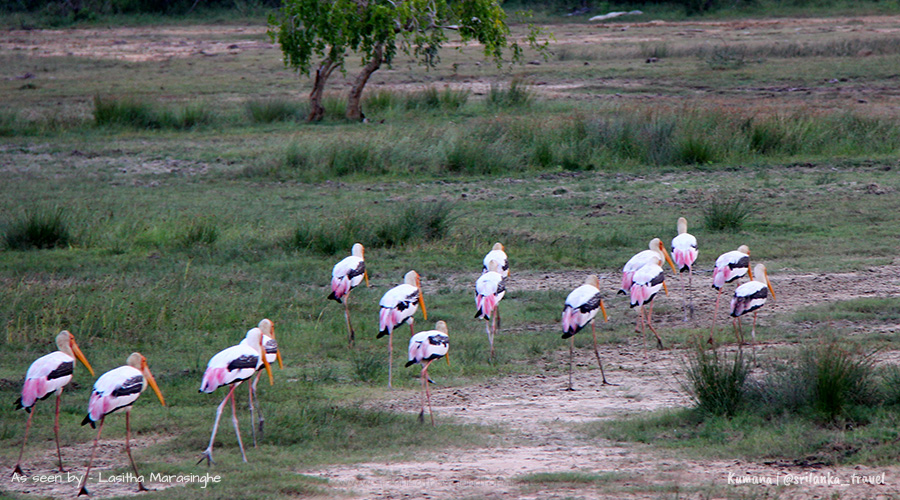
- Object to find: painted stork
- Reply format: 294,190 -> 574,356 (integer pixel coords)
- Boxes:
620,238 -> 676,295
561,274 -> 610,389
630,261 -> 670,349
378,270 -> 427,388
77,353 -> 164,496
710,244 -> 751,342
482,242 -> 509,277
730,263 -> 776,347
406,321 -> 449,426
475,260 -> 506,360
198,327 -> 272,465
13,330 -> 94,476
248,318 -> 282,447
328,242 -> 369,347
671,217 -> 699,321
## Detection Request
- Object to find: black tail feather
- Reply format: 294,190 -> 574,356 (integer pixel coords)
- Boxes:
405,360 -> 416,367
81,414 -> 95,428
376,329 -> 389,339
327,291 -> 342,303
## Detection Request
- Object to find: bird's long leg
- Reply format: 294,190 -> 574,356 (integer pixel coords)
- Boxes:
567,336 -> 575,391
639,304 -> 646,350
681,272 -> 688,322
125,408 -> 148,492
733,317 -> 742,349
486,317 -> 495,361
77,417 -> 104,497
709,287 -> 723,344
249,372 -> 260,447
13,406 -> 34,476
423,360 -> 436,426
688,268 -> 695,321
54,388 -> 65,472
230,383 -> 247,463
645,302 -> 664,350
751,312 -> 758,348
591,321 -> 612,386
388,330 -> 394,389
495,305 -> 501,334
418,362 -> 427,424
344,297 -> 355,348
198,384 -> 236,465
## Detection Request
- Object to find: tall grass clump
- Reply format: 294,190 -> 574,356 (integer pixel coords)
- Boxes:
703,196 -> 751,232
3,207 -> 72,250
94,94 -> 159,128
178,218 -> 219,248
683,345 -> 750,417
803,343 -> 875,421
487,78 -> 534,108
160,103 -> 215,130
245,98 -> 304,123
286,202 -> 454,254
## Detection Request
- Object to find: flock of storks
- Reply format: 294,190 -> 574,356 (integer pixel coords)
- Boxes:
11,216 -> 775,495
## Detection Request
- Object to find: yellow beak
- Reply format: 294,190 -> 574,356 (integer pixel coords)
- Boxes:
418,278 -> 428,321
599,299 -> 608,323
660,243 -> 677,275
71,339 -> 95,377
142,363 -> 166,407
260,336 -> 274,385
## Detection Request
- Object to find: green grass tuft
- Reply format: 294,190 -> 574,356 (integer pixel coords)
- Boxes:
683,345 -> 749,417
3,207 -> 72,250
702,197 -> 752,232
245,98 -> 305,123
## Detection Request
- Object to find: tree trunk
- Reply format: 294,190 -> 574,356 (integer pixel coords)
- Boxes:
308,58 -> 338,122
345,45 -> 384,122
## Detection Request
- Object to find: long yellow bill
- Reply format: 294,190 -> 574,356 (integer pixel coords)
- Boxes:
766,272 -> 776,302
662,280 -> 669,296
419,289 -> 428,321
445,353 -> 450,367
260,337 -> 274,386
747,265 -> 754,281
661,245 -> 677,275
142,364 -> 166,407
71,339 -> 95,377
599,299 -> 608,323
272,325 -> 284,370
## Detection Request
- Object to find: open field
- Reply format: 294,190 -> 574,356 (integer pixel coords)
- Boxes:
2,11 -> 900,500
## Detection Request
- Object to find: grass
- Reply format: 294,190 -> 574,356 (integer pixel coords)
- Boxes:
3,11 -> 900,499
3,207 -> 72,250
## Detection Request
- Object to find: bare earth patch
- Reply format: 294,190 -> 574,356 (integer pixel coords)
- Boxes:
302,264 -> 900,499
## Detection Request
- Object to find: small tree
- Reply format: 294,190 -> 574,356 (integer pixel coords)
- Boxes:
269,0 -> 544,122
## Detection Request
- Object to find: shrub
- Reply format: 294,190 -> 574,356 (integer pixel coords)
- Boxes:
703,197 -> 751,232
487,78 -> 534,108
246,98 -> 305,123
3,207 -> 72,250
803,343 -> 875,421
684,345 -> 749,417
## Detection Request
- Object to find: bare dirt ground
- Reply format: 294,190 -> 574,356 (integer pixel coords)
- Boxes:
300,263 -> 900,499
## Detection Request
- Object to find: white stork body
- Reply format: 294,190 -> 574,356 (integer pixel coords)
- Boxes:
328,243 -> 369,347
378,271 -> 427,388
14,331 -> 93,476
730,263 -> 776,347
77,353 -> 164,496
482,242 -> 509,277
710,245 -> 751,342
198,328 -> 271,465
248,319 -> 282,447
475,261 -> 506,359
561,275 -> 610,389
406,322 -> 450,426
630,263 -> 668,349
620,238 -> 675,295
671,217 -> 699,321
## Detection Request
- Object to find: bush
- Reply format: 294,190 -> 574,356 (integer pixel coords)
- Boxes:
804,343 -> 875,421
703,196 -> 751,232
487,78 -> 534,108
684,345 -> 749,417
3,207 -> 72,250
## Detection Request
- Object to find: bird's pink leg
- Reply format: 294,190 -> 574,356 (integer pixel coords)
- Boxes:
486,317 -> 495,361
77,417 -> 104,497
249,371 -> 261,447
198,384 -> 236,465
688,268 -> 695,320
423,360 -> 435,426
125,408 -> 148,492
13,406 -> 34,477
54,388 -> 65,472
591,321 -> 612,385
710,287 -> 723,344
639,304 -> 647,350
567,336 -> 575,391
733,317 -> 743,347
680,271 -> 688,322
230,383 -> 247,463
645,303 -> 664,349
344,297 -> 355,348
751,311 -> 758,347
388,331 -> 393,389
